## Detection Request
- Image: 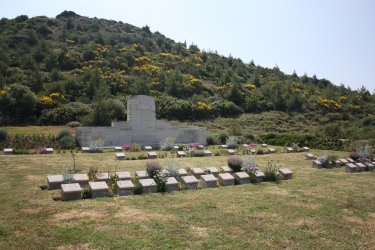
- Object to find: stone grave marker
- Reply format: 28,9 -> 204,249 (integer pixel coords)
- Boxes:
204,150 -> 212,156
347,158 -> 355,163
286,147 -> 294,153
144,146 -> 152,151
46,148 -> 54,154
139,179 -> 157,194
89,181 -> 108,198
312,160 -> 322,168
306,153 -> 315,160
206,167 -> 219,177
181,176 -> 198,190
135,170 -> 149,179
334,160 -> 341,167
177,168 -> 187,181
279,168 -> 293,180
220,166 -> 233,174
346,163 -> 357,173
221,145 -> 227,149
191,168 -> 205,179
147,151 -> 157,159
165,177 -> 179,192
61,183 -> 82,201
200,174 -> 217,188
339,159 -> 348,165
355,162 -> 366,172
367,162 -> 375,171
234,172 -> 250,185
261,143 -> 267,148
95,173 -> 109,182
47,175 -> 63,190
199,145 -> 204,149
114,147 -> 122,152
116,172 -> 132,181
4,148 -> 13,155
117,180 -> 135,196
250,149 -> 256,155
227,149 -> 235,155
268,148 -> 276,154
73,174 -> 89,187
218,173 -> 235,186
115,153 -> 126,160
255,171 -> 265,183
81,147 -> 89,153
303,147 -> 310,151
177,151 -> 186,158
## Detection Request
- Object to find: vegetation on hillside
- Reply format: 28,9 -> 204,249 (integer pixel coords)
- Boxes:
0,11 -> 374,139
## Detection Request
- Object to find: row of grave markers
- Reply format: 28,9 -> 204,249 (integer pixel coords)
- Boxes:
47,166 -> 293,201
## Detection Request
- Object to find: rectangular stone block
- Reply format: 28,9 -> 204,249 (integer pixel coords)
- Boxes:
346,163 -> 357,173
89,181 -> 108,198
334,160 -> 341,167
61,183 -> 82,201
261,143 -> 267,148
117,180 -> 135,196
144,146 -> 152,151
81,147 -> 89,153
367,162 -> 375,171
255,171 -> 265,183
135,170 -> 149,179
303,147 -> 310,151
268,148 -> 276,154
200,174 -> 217,188
204,150 -> 212,156
191,168 -> 205,179
147,151 -> 157,159
218,173 -> 235,186
286,147 -> 294,153
181,176 -> 198,190
206,167 -> 219,177
313,160 -> 322,169
279,168 -> 292,180
95,173 -> 109,182
165,177 -> 179,192
46,148 -> 54,154
234,172 -> 250,185
4,148 -> 13,155
347,158 -> 355,163
355,162 -> 366,172
199,145 -> 204,149
173,145 -> 179,150
115,147 -> 122,152
177,151 -> 186,158
339,159 -> 348,165
115,153 -> 126,160
139,178 -> 157,194
221,145 -> 227,149
220,166 -> 233,174
47,175 -> 63,190
306,154 -> 315,160
116,172 -> 132,180
227,149 -> 235,155
177,168 -> 187,181
250,149 -> 256,155
73,174 -> 89,187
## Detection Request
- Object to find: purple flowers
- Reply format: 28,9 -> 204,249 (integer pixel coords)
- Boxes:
146,162 -> 162,178
227,157 -> 244,172
122,143 -> 132,151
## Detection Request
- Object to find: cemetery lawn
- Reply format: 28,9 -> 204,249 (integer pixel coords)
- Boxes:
1,149 -> 375,249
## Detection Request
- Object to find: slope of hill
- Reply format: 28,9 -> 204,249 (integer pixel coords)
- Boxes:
0,11 -> 374,139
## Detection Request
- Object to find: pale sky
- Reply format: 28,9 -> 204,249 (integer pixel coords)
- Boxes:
1,0 -> 374,92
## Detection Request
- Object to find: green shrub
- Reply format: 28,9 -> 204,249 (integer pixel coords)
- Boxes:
263,161 -> 280,182
0,129 -> 8,141
57,129 -> 72,140
13,149 -> 30,155
257,149 -> 264,155
137,153 -> 148,160
243,131 -> 255,141
206,135 -> 215,145
60,135 -> 76,149
218,132 -> 228,144
131,143 -> 141,152
133,179 -> 143,194
226,136 -> 238,149
89,139 -> 104,153
67,121 -> 82,127
227,157 -> 243,172
131,156 -> 136,160
193,150 -> 205,157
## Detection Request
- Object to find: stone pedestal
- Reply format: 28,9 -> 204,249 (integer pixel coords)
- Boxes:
303,147 -> 310,151
346,163 -> 357,173
220,166 -> 233,174
173,145 -> 179,150
191,168 -> 205,179
279,168 -> 292,180
89,181 -> 108,198
367,162 -> 375,171
4,148 -> 13,155
117,180 -> 135,196
144,146 -> 152,151
312,160 -> 322,169
147,152 -> 157,159
221,145 -> 227,149
206,167 -> 219,177
139,179 -> 157,194
135,171 -> 149,179
250,149 -> 256,155
334,160 -> 341,167
165,177 -> 179,192
339,159 -> 348,165
286,147 -> 294,153
268,148 -> 276,154
261,144 -> 267,148
95,173 -> 109,182
115,147 -> 122,152
347,158 -> 355,163
204,150 -> 212,156
200,174 -> 217,188
255,171 -> 265,183
181,176 -> 198,190
306,154 -> 315,160
177,168 -> 187,181
177,151 -> 186,158
47,175 -> 63,190
218,173 -> 235,186
73,174 -> 89,187
227,149 -> 235,155
81,147 -> 89,153
61,183 -> 82,201
116,172 -> 132,180
234,172 -> 250,185
115,153 -> 126,160
355,163 -> 366,172
46,148 -> 54,154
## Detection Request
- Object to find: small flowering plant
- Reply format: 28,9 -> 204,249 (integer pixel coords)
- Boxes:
227,157 -> 244,172
188,142 -> 200,151
249,142 -> 257,148
145,162 -> 162,178
122,142 -> 132,151
39,146 -> 47,154
291,142 -> 299,152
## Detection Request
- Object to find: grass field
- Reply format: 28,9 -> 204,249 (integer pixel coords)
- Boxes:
1,148 -> 374,249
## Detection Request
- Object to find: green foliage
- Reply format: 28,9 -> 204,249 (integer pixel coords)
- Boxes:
0,128 -> 7,141
60,135 -> 76,149
206,135 -> 215,145
56,129 -> 71,140
226,136 -> 238,149
218,132 -> 228,144
263,161 -> 280,182
89,139 -> 104,153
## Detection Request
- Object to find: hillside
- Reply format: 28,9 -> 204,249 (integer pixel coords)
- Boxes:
0,11 -> 374,139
